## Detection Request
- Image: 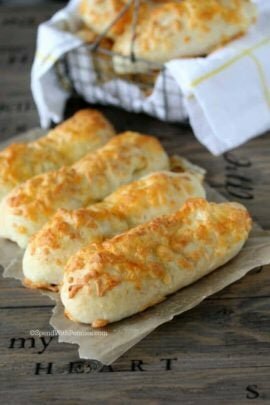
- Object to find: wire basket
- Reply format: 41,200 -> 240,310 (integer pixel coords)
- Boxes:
54,0 -> 187,122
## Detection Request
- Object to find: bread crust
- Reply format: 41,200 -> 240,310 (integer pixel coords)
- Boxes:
60,198 -> 252,327
112,0 -> 257,73
0,109 -> 115,201
79,0 -> 131,39
0,132 -> 169,248
22,171 -> 205,289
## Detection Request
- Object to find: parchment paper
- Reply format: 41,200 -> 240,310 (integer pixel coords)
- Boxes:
1,129 -> 270,364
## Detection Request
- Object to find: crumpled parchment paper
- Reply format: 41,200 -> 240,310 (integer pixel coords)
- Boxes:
1,130 -> 270,364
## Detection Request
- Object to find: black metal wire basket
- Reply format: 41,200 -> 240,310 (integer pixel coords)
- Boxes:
54,0 -> 187,122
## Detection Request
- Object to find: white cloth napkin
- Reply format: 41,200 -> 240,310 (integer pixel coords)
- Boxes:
31,0 -> 270,155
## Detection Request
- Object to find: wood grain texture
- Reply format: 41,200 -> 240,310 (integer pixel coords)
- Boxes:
1,299 -> 270,403
0,3 -> 270,404
1,368 -> 269,404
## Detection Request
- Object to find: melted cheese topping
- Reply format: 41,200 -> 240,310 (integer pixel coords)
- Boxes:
0,109 -> 115,198
26,170 -> 204,260
2,132 -> 169,246
112,0 -> 257,72
79,0 -> 131,39
65,198 -> 252,299
79,0 -> 256,73
22,169 -> 205,290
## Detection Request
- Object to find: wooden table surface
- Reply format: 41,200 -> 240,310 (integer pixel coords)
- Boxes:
0,3 -> 270,404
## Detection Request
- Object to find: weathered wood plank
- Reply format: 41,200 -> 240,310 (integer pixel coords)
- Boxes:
1,298 -> 270,372
0,3 -> 65,141
1,368 -> 270,404
0,299 -> 270,402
